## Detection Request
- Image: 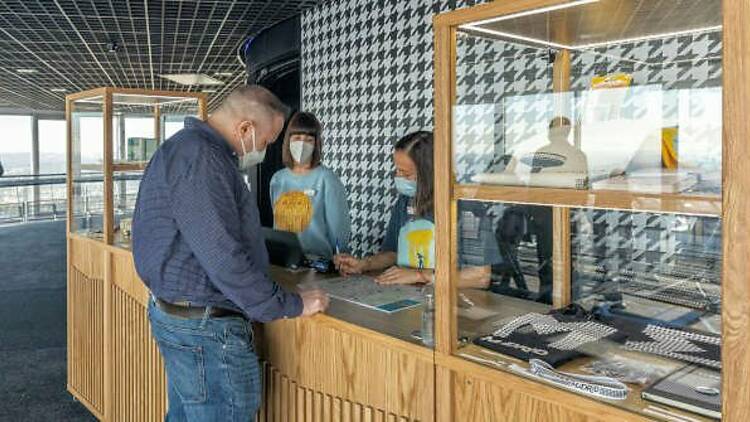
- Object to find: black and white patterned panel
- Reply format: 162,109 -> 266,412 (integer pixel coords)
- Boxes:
302,0 -> 488,255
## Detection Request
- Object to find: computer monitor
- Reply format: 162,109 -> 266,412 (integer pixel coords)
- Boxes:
261,227 -> 305,269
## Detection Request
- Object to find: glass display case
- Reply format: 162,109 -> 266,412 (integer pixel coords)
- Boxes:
67,88 -> 206,248
434,1 -> 730,420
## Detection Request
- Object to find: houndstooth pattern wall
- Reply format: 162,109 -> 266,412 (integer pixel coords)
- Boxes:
302,0 -> 488,255
301,0 -> 723,268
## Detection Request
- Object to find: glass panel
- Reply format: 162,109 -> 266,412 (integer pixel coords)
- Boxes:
70,98 -> 105,238
111,94 -> 200,166
451,2 -> 724,418
456,200 -> 554,342
454,0 -> 722,197
113,171 -> 141,249
160,100 -> 199,140
455,197 -> 723,419
120,117 -> 155,162
109,93 -> 200,248
571,210 -> 722,316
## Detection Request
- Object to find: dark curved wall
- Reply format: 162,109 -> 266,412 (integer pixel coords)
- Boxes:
244,16 -> 301,227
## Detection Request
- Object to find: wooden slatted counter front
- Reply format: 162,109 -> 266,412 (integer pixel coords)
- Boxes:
67,233 -> 435,421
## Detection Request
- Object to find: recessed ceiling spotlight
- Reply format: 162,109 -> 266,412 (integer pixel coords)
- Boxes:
16,68 -> 37,74
107,41 -> 119,53
50,88 -> 68,92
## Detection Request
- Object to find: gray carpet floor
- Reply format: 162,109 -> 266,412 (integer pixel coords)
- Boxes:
0,220 -> 96,421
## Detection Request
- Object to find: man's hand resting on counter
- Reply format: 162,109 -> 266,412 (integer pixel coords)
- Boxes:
299,288 -> 330,317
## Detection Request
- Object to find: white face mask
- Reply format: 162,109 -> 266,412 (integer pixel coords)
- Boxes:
238,126 -> 266,171
290,140 -> 315,164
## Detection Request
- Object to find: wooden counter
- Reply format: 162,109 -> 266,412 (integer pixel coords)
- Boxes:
68,233 -> 716,421
66,234 -> 434,421
258,267 -> 434,421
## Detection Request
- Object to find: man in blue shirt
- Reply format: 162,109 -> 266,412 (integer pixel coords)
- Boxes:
132,85 -> 328,421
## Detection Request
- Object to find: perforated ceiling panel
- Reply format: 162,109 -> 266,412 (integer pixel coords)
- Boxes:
0,0 -> 323,111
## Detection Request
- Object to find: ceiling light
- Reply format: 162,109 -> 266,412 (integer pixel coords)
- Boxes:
461,24 -> 722,52
468,0 -> 600,26
461,25 -> 573,50
159,73 -> 225,86
50,88 -> 68,92
213,72 -> 234,77
16,68 -> 37,74
576,25 -> 723,49
107,41 -> 120,53
202,89 -> 217,93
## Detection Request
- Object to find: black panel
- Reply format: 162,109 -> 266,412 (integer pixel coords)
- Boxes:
244,15 -> 302,227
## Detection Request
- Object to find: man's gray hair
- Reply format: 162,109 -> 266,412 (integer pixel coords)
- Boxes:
216,85 -> 289,121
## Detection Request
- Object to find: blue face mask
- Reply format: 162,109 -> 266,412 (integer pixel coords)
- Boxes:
395,177 -> 417,197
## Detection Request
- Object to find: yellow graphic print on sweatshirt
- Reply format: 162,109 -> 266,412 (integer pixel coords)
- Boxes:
274,191 -> 313,233
397,219 -> 435,269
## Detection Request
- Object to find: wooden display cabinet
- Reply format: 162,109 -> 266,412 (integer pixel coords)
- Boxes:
66,88 -> 206,420
434,1 -> 749,421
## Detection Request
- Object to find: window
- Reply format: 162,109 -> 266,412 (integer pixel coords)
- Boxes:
0,115 -> 32,176
38,119 -> 66,175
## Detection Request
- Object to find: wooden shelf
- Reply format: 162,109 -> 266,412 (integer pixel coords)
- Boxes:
112,162 -> 147,172
78,161 -> 148,172
78,163 -> 103,172
454,184 -> 721,217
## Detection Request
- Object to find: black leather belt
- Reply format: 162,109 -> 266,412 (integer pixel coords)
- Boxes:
155,298 -> 245,319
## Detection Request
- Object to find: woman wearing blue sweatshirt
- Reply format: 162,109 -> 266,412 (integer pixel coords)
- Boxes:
333,131 -> 491,288
270,112 -> 351,259
334,131 -> 436,285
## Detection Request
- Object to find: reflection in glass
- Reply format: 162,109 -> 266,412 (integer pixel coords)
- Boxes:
454,26 -> 722,196
572,209 -> 722,320
456,200 -> 722,418
458,200 -> 553,302
473,116 -> 589,189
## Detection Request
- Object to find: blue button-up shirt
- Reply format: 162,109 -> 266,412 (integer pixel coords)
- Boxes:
132,117 -> 302,322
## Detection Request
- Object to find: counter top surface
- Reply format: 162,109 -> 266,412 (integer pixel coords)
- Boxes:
269,266 -> 428,349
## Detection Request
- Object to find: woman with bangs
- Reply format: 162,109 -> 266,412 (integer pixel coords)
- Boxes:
270,112 -> 351,259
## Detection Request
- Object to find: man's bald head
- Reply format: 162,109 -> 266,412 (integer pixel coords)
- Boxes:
216,85 -> 288,122
208,85 -> 289,156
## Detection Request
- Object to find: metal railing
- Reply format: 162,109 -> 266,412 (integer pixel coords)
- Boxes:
0,173 -> 140,227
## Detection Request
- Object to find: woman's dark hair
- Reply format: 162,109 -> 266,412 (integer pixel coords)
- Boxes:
282,111 -> 322,168
395,131 -> 434,217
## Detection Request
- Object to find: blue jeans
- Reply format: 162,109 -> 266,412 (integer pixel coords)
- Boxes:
148,299 -> 261,422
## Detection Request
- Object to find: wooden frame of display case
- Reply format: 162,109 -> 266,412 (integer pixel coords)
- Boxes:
434,1 -> 749,421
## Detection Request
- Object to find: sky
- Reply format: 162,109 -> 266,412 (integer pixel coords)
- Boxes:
0,114 -> 170,175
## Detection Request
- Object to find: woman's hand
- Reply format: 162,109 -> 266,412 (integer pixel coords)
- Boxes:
333,254 -> 366,276
375,266 -> 427,285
